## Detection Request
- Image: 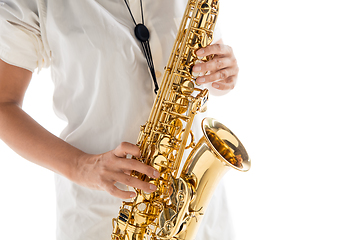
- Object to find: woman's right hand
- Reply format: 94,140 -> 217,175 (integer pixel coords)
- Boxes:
72,142 -> 160,199
0,60 -> 159,199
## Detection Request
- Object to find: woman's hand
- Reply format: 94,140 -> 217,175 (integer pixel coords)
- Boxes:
0,60 -> 159,200
73,142 -> 160,199
192,41 -> 239,93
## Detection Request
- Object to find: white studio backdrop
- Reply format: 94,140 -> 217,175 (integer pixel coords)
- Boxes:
1,1 -> 359,239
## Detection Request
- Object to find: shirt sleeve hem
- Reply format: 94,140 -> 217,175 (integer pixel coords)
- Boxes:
0,46 -> 36,72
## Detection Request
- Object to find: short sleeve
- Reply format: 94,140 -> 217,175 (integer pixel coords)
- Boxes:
0,0 -> 50,72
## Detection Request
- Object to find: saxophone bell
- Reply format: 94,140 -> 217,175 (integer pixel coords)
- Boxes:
111,1 -> 251,239
173,117 -> 250,239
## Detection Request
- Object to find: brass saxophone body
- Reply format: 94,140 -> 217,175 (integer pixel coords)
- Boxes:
111,1 -> 250,239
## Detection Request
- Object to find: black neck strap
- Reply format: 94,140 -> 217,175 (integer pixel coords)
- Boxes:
123,0 -> 159,94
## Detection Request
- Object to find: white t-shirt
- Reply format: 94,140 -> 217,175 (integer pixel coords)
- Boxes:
0,0 -> 236,239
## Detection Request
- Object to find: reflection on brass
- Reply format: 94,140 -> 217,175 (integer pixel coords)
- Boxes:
111,1 -> 251,240
180,80 -> 195,95
205,128 -> 243,167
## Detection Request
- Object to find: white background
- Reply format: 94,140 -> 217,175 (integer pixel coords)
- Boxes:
1,1 -> 360,239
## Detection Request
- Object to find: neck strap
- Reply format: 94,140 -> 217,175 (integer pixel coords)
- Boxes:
123,0 -> 159,94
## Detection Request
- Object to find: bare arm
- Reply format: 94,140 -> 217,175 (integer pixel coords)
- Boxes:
0,60 -> 84,177
0,59 -> 159,198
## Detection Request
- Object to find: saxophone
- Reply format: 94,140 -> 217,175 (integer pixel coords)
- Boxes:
111,0 -> 251,239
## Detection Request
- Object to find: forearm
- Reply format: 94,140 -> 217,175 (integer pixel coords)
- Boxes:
0,102 -> 85,180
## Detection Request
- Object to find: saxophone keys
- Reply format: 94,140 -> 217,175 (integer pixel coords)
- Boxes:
151,155 -> 169,172
132,202 -> 160,226
198,89 -> 209,113
159,207 -> 177,236
180,80 -> 195,95
173,97 -> 189,114
201,34 -> 210,48
199,2 -> 210,14
158,137 -> 173,155
168,118 -> 183,136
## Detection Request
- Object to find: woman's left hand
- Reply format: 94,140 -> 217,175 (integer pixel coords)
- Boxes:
192,40 -> 239,92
